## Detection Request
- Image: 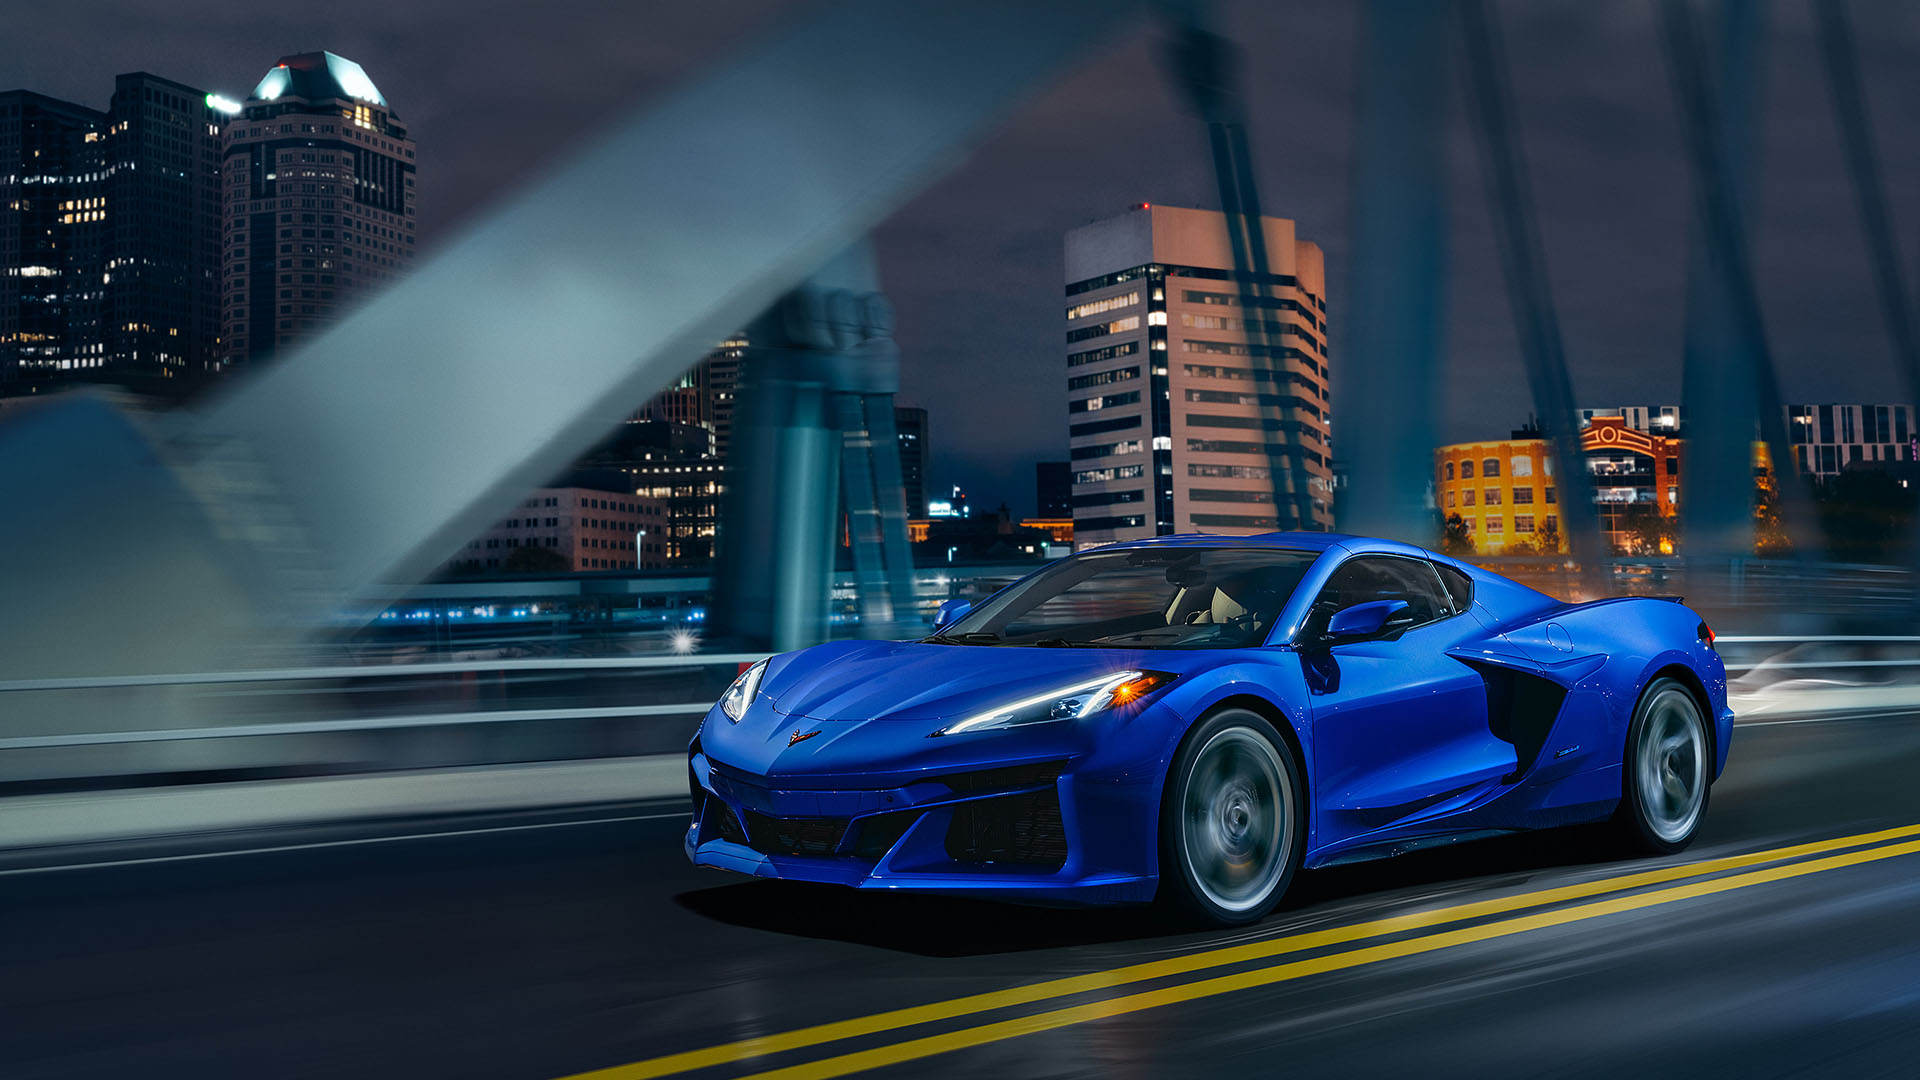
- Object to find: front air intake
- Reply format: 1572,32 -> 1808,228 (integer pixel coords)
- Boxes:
944,789 -> 1068,869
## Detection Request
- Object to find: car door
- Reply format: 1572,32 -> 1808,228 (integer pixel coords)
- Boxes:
1299,554 -> 1519,848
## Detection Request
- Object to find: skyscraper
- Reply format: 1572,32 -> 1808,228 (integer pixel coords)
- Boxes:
894,404 -> 929,517
0,91 -> 102,395
1063,204 -> 1332,547
2,76 -> 225,398
1034,460 -> 1070,518
220,51 -> 415,368
102,74 -> 226,387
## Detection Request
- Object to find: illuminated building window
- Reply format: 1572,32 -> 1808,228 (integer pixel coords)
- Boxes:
1065,291 -> 1139,321
1486,517 -> 1504,534
1069,390 -> 1140,413
1065,315 -> 1140,343
1074,464 -> 1146,484
1482,458 -> 1501,478
1070,438 -> 1144,461
1067,366 -> 1139,390
1484,489 -> 1501,506
1068,341 -> 1139,367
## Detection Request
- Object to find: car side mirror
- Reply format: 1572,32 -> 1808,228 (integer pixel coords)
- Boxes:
1325,599 -> 1410,641
932,598 -> 972,631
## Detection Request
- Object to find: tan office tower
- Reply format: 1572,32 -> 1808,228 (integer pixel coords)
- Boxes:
1064,204 -> 1331,548
219,52 -> 415,368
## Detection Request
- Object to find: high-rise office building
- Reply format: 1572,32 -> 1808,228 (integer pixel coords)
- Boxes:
0,91 -> 102,395
103,74 -> 227,387
634,338 -> 744,458
706,337 -> 742,460
894,404 -> 929,517
1064,204 -> 1332,547
220,51 -> 414,368
1034,460 -> 1071,518
2,75 -> 225,398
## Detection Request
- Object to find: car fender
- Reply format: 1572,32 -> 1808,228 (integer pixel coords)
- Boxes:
1141,651 -> 1318,860
1492,597 -> 1729,778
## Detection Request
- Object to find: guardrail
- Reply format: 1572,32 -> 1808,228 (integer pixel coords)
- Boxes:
0,652 -> 769,786
3,636 -> 1916,788
1717,636 -> 1920,675
0,652 -> 770,695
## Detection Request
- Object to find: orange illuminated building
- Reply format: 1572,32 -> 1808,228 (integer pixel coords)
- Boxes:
1434,417 -> 1683,556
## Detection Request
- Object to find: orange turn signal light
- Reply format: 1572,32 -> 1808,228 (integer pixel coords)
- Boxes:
1110,671 -> 1175,705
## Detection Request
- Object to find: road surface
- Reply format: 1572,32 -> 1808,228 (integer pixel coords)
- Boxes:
5,709 -> 1920,1079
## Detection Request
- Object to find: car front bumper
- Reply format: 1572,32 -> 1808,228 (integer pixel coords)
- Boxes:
683,747 -> 1160,906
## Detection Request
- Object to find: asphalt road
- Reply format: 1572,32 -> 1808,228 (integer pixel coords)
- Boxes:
6,710 -> 1920,1080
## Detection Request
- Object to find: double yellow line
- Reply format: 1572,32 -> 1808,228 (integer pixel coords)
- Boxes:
563,823 -> 1920,1080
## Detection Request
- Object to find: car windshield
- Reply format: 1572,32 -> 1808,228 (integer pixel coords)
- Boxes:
935,546 -> 1318,650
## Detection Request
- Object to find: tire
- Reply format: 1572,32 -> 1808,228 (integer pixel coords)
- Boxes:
1614,677 -> 1711,854
1158,707 -> 1306,926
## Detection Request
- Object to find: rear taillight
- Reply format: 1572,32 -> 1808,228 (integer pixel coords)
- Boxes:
1697,621 -> 1716,650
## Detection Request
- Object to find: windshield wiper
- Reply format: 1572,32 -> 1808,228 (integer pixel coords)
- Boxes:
1093,630 -> 1183,644
1028,637 -> 1102,648
923,631 -> 1001,645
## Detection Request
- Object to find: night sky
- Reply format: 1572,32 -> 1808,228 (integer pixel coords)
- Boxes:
10,1 -> 1920,515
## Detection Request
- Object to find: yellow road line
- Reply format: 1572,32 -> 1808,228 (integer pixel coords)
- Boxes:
740,836 -> 1920,1080
561,822 -> 1920,1080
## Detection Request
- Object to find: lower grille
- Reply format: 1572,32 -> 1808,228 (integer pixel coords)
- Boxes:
705,796 -> 749,846
744,811 -> 850,856
852,808 -> 922,860
945,789 -> 1068,869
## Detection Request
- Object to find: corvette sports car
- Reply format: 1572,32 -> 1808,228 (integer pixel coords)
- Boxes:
685,533 -> 1732,925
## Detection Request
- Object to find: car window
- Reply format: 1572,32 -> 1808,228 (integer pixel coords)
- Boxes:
1433,562 -> 1474,612
943,546 -> 1318,650
1301,555 -> 1455,639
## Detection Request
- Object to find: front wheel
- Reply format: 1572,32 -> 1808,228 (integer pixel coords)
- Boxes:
1614,677 -> 1711,853
1158,708 -> 1305,926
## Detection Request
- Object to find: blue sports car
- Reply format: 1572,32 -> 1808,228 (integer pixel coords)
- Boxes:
685,534 -> 1732,925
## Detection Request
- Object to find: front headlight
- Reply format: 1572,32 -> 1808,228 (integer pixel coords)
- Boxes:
932,670 -> 1175,737
719,659 -> 769,722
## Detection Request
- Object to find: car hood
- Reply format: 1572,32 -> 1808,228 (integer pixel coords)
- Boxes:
762,638 -> 1184,723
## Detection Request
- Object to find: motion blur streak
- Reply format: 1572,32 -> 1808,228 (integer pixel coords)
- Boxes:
561,821 -> 1920,1080
722,836 -> 1920,1080
0,812 -> 687,878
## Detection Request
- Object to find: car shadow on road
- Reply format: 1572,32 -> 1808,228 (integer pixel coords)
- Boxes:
675,824 -> 1628,957
675,880 -> 1180,957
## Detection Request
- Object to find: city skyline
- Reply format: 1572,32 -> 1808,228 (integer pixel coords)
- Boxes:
10,3 -> 1920,515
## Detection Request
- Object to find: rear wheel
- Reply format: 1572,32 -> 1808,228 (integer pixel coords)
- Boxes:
1158,708 -> 1305,926
1614,677 -> 1710,853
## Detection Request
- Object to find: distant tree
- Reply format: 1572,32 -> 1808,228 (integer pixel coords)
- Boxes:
1615,505 -> 1679,557
1441,513 -> 1475,556
503,545 -> 573,574
1753,463 -> 1792,557
1534,517 -> 1562,556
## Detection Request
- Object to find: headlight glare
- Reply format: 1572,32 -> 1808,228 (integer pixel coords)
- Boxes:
934,670 -> 1174,736
719,659 -> 768,722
